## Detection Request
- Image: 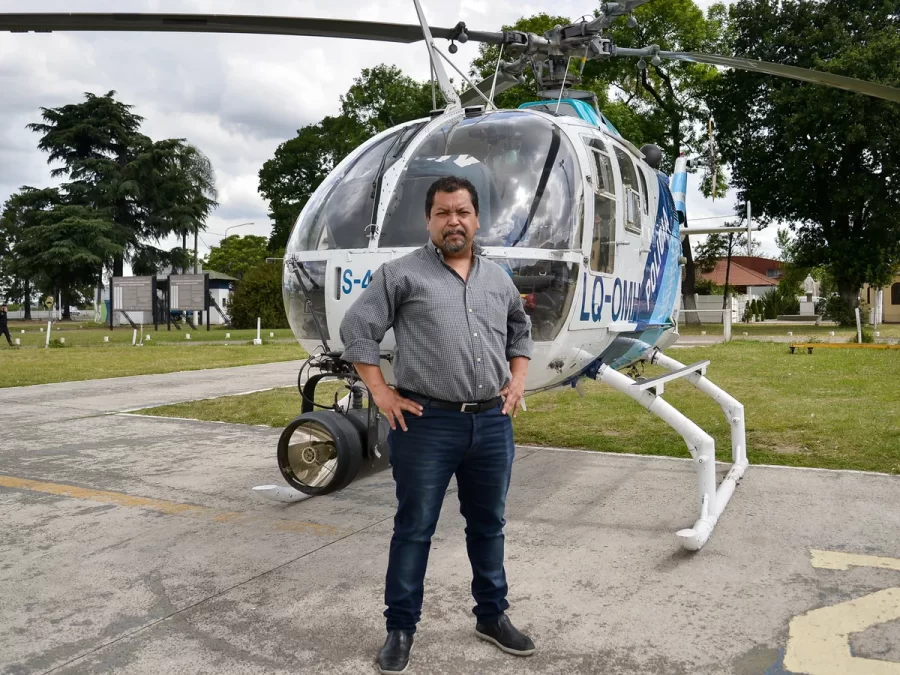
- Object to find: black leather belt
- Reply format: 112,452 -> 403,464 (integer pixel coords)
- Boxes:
399,390 -> 502,414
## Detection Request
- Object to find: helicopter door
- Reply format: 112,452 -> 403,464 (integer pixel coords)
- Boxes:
571,136 -> 618,331
586,146 -> 617,276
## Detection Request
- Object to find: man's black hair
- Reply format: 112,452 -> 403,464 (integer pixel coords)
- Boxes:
425,176 -> 479,217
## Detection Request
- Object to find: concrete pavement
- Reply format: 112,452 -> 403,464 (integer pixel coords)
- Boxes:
2,364 -> 899,675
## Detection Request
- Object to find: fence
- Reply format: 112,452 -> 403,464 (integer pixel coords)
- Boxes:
678,307 -> 734,342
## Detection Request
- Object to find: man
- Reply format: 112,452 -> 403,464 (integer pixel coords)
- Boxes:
0,304 -> 13,346
340,176 -> 535,674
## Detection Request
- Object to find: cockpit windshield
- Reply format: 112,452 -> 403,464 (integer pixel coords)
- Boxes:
378,111 -> 583,250
286,122 -> 425,253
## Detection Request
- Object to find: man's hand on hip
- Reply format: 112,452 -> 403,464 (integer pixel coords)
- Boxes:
371,386 -> 424,432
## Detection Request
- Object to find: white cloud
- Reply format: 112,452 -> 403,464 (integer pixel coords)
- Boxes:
2,0 -> 765,264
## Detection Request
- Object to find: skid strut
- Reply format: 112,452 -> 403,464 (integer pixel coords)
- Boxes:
594,350 -> 748,551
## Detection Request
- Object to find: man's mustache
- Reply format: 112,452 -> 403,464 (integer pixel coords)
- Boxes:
443,229 -> 466,238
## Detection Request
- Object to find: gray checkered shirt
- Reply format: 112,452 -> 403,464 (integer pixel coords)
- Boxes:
339,243 -> 533,402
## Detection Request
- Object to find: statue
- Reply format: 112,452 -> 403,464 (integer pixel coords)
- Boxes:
804,274 -> 815,301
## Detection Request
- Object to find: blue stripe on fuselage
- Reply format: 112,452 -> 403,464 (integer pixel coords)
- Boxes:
633,173 -> 680,331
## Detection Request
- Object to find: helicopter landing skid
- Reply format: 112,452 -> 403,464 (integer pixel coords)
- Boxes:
595,350 -> 748,552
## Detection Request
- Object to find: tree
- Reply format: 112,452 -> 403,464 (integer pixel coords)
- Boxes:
27,91 -> 145,277
204,235 -> 269,280
12,187 -> 122,320
0,191 -> 36,318
259,66 -> 436,249
227,261 -> 288,329
709,0 -> 900,309
341,64 -> 438,136
127,138 -> 219,273
27,91 -> 218,277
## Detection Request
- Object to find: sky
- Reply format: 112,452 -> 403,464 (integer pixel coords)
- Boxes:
0,0 -> 776,264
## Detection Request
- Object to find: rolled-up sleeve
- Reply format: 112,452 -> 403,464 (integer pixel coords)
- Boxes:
505,283 -> 533,360
339,266 -> 398,366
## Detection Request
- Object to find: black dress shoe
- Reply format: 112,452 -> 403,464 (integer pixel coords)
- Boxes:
475,614 -> 536,656
377,630 -> 414,674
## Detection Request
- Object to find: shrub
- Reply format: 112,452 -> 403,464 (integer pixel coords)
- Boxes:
759,286 -> 800,318
695,278 -> 718,295
823,295 -> 856,326
228,262 -> 289,330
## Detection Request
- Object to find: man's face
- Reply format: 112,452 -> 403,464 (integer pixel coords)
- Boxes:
427,189 -> 479,255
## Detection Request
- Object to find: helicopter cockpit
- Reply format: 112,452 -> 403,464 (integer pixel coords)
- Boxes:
284,110 -> 585,346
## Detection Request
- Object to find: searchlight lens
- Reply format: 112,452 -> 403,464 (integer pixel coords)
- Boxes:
284,421 -> 339,490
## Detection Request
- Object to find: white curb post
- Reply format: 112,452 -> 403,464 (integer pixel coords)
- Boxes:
60,337 -> 65,344
15,338 -> 20,345
723,307 -> 732,342
186,333 -> 191,340
132,329 -> 137,346
104,336 -> 109,343
45,321 -> 51,348
253,317 -> 262,345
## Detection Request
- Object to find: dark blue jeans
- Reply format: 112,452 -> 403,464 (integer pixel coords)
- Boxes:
384,397 -> 515,633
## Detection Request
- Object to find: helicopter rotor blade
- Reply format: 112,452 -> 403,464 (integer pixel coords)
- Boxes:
459,70 -> 521,108
620,48 -> 900,104
0,12 -> 505,45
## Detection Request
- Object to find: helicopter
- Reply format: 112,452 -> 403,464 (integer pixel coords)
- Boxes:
6,1 -> 898,551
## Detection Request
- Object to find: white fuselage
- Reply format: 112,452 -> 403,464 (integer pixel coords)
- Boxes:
284,107 -> 682,393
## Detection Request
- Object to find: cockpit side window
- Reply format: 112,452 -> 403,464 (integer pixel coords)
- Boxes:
613,146 -> 643,235
637,165 -> 649,215
286,126 -> 410,253
583,137 -> 616,275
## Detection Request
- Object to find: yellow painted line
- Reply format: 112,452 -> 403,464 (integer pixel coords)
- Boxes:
784,549 -> 900,674
0,475 -> 344,538
784,588 -> 900,674
811,549 -> 900,573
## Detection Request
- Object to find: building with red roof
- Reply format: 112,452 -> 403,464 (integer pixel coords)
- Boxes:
699,257 -> 784,297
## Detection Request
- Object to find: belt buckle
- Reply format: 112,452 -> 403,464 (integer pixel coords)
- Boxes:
460,402 -> 478,413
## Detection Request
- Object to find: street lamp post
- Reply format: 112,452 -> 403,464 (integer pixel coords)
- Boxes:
224,222 -> 255,240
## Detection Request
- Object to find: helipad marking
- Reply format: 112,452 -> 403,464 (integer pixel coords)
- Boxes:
0,475 -> 343,537
784,550 -> 900,674
810,549 -> 900,573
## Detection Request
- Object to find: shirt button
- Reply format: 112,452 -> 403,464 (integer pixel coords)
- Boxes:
479,385 -> 483,388
468,308 -> 473,313
473,332 -> 477,336
477,358 -> 481,363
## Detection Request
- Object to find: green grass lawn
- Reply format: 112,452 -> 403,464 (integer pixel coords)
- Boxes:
139,342 -> 900,474
1,342 -> 308,388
